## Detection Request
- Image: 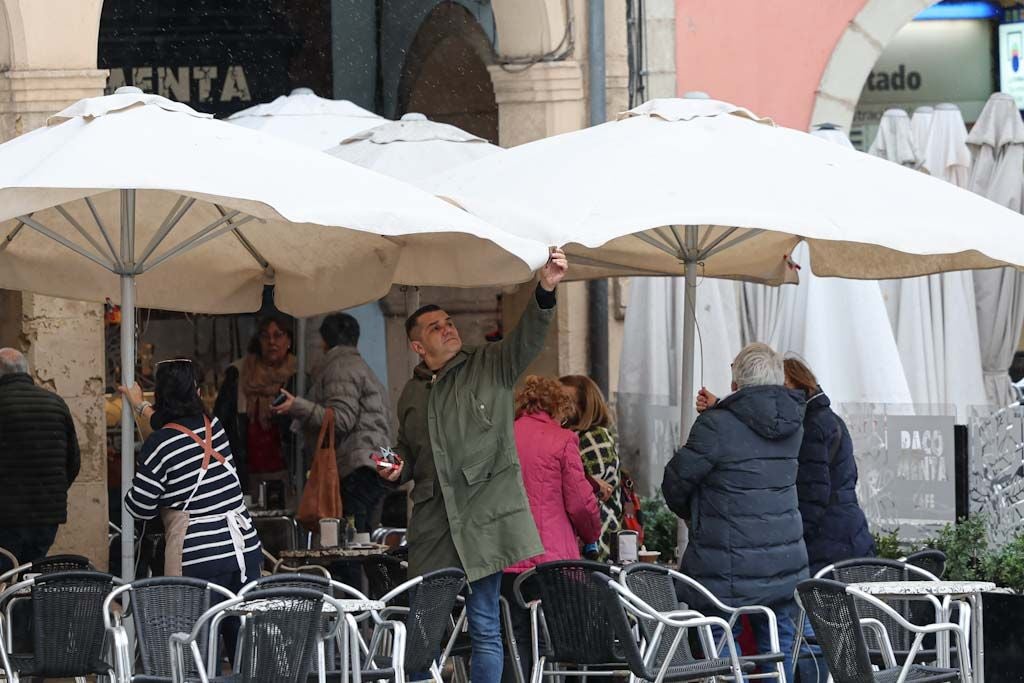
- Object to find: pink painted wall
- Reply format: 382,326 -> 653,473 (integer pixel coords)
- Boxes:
676,0 -> 869,129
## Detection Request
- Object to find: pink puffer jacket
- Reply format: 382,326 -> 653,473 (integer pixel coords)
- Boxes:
506,411 -> 602,573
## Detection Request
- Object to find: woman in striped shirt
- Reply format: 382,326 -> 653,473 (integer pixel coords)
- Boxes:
125,359 -> 262,588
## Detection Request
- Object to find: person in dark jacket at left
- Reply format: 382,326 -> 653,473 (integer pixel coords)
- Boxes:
783,357 -> 874,573
0,347 -> 80,572
663,343 -> 808,682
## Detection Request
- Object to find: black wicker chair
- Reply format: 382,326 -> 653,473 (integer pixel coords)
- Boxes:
104,576 -> 236,682
511,560 -> 625,682
793,557 -> 945,676
795,579 -> 968,683
0,570 -> 120,682
619,562 -> 787,678
593,572 -> 751,682
170,586 -> 344,683
904,550 -> 947,581
363,554 -> 409,606
363,568 -> 467,683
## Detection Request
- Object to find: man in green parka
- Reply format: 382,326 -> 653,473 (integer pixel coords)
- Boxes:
378,247 -> 568,683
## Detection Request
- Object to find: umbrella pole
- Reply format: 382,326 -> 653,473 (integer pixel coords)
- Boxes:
677,226 -> 699,560
295,318 -> 308,501
679,227 -> 699,441
120,190 -> 136,582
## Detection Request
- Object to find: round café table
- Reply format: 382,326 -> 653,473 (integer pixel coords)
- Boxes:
851,580 -> 995,683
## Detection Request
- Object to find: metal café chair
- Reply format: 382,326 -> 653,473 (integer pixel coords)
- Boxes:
618,562 -> 788,680
374,568 -> 467,683
239,572 -> 384,682
512,559 -> 628,683
169,586 -> 346,683
0,570 -> 121,683
592,572 -> 751,682
103,576 -> 236,683
796,578 -> 969,683
792,557 -> 945,676
0,554 -> 94,650
0,547 -> 17,579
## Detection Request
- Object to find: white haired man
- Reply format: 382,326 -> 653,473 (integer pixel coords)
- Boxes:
662,343 -> 808,681
0,348 -> 80,571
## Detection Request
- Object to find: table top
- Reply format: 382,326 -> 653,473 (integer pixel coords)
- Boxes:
249,509 -> 295,519
280,544 -> 389,559
228,597 -> 384,615
851,581 -> 996,596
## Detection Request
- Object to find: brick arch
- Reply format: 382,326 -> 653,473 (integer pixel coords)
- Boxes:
810,0 -> 942,130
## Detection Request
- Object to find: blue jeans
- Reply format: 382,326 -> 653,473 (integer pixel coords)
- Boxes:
794,617 -> 829,683
724,600 -> 800,683
465,572 -> 504,683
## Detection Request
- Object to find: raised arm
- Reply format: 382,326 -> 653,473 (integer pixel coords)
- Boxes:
488,248 -> 567,386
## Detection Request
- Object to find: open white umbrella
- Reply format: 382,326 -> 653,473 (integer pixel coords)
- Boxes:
328,112 -> 502,191
0,88 -> 548,579
968,93 -> 1024,406
438,97 -> 1024,436
228,87 -> 386,150
740,125 -> 912,407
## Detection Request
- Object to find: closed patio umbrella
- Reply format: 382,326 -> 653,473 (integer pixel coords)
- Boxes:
883,103 -> 987,420
0,88 -> 548,578
967,93 -> 1024,406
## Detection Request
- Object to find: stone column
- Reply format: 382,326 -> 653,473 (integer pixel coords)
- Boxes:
489,61 -> 592,380
0,67 -> 109,567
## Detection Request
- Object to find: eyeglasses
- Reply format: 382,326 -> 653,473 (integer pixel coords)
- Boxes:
259,331 -> 289,342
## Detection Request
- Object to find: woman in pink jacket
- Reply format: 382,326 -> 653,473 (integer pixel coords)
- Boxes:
501,375 -> 601,683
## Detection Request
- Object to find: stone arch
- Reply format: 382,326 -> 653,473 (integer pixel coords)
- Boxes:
810,0 -> 941,130
397,2 -> 498,142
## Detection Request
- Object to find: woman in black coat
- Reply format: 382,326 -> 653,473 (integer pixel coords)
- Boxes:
784,358 -> 874,575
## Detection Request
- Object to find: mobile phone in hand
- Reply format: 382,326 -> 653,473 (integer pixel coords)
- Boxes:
271,392 -> 288,408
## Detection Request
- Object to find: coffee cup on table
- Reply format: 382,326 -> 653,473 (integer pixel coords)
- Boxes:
355,532 -> 371,545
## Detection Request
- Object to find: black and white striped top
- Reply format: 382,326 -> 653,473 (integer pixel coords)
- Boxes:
125,414 -> 261,578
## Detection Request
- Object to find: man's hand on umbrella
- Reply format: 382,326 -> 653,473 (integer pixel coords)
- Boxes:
539,247 -> 568,291
696,387 -> 718,413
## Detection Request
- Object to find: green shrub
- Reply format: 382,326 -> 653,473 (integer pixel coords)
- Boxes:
640,496 -> 679,560
872,529 -> 905,560
924,516 -> 989,582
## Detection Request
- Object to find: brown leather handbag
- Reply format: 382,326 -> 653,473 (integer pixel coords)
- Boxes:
296,408 -> 342,531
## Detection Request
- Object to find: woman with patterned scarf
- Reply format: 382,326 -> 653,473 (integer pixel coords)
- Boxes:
214,314 -> 298,495
559,375 -> 624,561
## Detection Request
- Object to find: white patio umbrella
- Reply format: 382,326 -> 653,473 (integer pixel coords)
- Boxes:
0,88 -> 548,579
884,104 -> 987,420
437,97 -> 1024,436
228,87 -> 386,150
739,125 -> 912,407
911,106 -> 935,159
327,112 -> 503,191
968,93 -> 1024,406
326,111 -> 505,377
